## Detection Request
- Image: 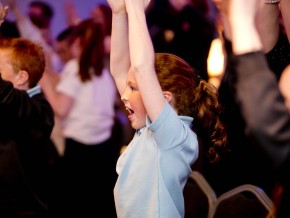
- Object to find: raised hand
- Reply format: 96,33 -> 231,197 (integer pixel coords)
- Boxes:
3,0 -> 15,10
63,1 -> 81,26
212,0 -> 264,54
0,1 -> 9,26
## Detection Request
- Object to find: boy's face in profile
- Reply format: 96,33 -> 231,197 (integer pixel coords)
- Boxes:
0,49 -> 17,82
0,48 -> 28,90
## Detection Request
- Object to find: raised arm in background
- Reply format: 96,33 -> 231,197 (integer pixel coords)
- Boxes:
280,0 -> 290,42
224,0 -> 290,217
0,2 -> 8,26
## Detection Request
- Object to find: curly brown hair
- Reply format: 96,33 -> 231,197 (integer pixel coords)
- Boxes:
155,53 -> 227,163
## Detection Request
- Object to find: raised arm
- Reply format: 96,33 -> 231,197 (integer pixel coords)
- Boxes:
63,2 -> 81,26
107,0 -> 130,95
214,0 -> 279,52
280,0 -> 290,42
226,0 -> 290,168
0,2 -> 8,26
4,0 -> 25,20
255,3 -> 280,53
5,0 -> 47,47
125,0 -> 166,121
227,0 -> 263,54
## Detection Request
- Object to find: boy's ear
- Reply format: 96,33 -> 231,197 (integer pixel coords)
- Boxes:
16,70 -> 29,86
163,91 -> 173,103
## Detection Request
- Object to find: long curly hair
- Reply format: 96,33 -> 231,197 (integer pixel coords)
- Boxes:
155,53 -> 227,163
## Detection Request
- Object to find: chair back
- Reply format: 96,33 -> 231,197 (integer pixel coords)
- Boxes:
184,171 -> 217,218
208,184 -> 275,218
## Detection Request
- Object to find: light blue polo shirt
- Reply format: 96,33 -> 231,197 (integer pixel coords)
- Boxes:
114,103 -> 199,218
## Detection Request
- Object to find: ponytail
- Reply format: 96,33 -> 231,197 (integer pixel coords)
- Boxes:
192,80 -> 227,163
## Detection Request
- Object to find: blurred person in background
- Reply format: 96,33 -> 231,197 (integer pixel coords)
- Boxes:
0,4 -> 56,216
53,26 -> 74,68
146,0 -> 218,81
5,0 -> 63,72
40,18 -> 118,218
64,2 -> 112,67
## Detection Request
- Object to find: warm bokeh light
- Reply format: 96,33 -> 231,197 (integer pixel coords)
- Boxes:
207,38 -> 224,88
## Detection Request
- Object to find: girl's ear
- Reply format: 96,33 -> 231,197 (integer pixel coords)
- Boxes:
163,91 -> 173,103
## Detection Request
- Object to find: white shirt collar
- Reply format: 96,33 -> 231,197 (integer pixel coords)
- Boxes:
27,85 -> 41,98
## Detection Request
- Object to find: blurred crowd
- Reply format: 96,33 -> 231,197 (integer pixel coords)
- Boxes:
0,0 -> 290,217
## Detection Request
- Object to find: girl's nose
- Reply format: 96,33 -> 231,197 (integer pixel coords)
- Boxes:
121,88 -> 129,102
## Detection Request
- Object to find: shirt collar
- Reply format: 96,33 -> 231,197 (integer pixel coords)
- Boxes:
136,115 -> 194,136
179,116 -> 194,125
27,85 -> 41,98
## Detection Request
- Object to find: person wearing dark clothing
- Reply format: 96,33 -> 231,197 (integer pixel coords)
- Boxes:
223,0 -> 290,216
0,37 -> 55,217
146,0 -> 217,81
203,31 -> 290,197
203,2 -> 290,198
